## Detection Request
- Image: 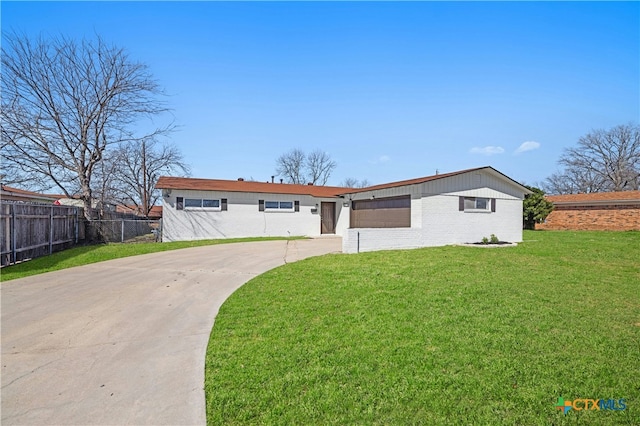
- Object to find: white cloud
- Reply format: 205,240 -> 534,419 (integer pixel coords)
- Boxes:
469,146 -> 505,155
514,141 -> 541,154
369,155 -> 391,164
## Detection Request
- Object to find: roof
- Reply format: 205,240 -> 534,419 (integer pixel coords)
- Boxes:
0,185 -> 65,202
339,166 -> 532,195
149,205 -> 163,218
546,190 -> 640,205
116,204 -> 163,218
156,177 -> 348,198
156,167 -> 531,198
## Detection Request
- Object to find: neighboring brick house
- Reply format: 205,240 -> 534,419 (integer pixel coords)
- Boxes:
537,191 -> 640,231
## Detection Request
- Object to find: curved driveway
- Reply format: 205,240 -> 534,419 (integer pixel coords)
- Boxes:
1,238 -> 341,425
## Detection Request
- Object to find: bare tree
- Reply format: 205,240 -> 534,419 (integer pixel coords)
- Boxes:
546,123 -> 640,194
543,168 -> 608,195
306,150 -> 337,186
276,149 -> 308,184
341,177 -> 371,188
1,33 -> 172,219
110,139 -> 190,217
92,150 -> 121,214
275,149 -> 338,185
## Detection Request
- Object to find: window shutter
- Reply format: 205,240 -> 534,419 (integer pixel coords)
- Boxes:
176,197 -> 184,210
294,201 -> 300,212
459,196 -> 464,211
491,198 -> 496,212
221,198 -> 228,211
259,200 -> 264,212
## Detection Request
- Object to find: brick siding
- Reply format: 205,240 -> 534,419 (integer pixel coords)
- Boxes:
537,205 -> 640,231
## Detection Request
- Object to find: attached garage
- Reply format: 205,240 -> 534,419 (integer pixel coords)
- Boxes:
350,195 -> 411,228
156,166 -> 530,253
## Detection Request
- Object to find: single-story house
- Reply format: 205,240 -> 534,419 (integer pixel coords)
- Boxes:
536,191 -> 640,231
156,166 -> 531,253
116,204 -> 163,220
0,185 -> 64,204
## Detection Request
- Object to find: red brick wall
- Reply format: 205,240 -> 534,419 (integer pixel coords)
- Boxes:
537,204 -> 640,231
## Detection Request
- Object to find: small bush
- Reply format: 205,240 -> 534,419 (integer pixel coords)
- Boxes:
490,234 -> 499,244
481,236 -> 489,244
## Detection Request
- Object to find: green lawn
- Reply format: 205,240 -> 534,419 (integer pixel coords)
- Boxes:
0,237 -> 305,282
205,231 -> 640,425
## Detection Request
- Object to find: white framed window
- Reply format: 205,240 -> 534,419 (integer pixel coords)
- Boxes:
259,200 -> 298,212
265,200 -> 294,211
460,197 -> 495,212
184,198 -> 223,211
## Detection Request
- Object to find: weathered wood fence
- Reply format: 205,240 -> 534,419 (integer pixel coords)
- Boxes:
0,202 -> 81,267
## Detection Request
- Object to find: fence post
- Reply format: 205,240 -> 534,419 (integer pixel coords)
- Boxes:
11,203 -> 16,265
121,219 -> 125,243
74,208 -> 79,244
49,205 -> 54,255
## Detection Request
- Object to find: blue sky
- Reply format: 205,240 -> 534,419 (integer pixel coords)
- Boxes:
3,1 -> 639,187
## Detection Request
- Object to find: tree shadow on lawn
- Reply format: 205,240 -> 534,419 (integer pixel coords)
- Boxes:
0,243 -> 106,281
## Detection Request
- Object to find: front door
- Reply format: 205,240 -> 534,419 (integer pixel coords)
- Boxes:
321,202 -> 336,234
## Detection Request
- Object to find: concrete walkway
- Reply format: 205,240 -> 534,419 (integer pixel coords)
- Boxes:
1,238 -> 341,425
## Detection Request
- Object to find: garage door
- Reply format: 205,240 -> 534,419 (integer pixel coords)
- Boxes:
350,195 -> 411,228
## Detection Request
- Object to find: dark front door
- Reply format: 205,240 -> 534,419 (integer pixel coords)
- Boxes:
321,202 -> 336,234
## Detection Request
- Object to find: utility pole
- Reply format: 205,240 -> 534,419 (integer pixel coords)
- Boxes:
142,140 -> 148,217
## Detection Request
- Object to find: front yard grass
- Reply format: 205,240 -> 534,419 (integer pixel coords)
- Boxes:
205,231 -> 639,425
0,237 -> 305,282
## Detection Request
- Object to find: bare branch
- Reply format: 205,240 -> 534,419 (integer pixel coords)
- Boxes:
275,149 -> 307,184
547,123 -> 640,194
1,32 -> 172,219
341,177 -> 370,188
306,150 -> 336,186
100,139 -> 190,216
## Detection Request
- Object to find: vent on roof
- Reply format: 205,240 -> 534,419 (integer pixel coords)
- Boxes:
308,182 -> 314,186
238,178 -> 244,181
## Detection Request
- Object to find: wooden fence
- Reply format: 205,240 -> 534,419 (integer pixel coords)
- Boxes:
0,202 -> 81,267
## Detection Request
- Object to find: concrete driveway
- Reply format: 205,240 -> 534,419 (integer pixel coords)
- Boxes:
1,238 -> 341,425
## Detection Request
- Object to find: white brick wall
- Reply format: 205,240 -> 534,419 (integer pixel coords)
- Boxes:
162,190 -> 341,241
161,168 -> 526,250
343,228 -> 423,253
421,194 -> 523,246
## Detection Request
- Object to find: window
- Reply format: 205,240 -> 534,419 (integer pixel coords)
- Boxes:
185,198 -> 202,208
260,200 -> 297,212
184,198 -> 222,210
202,199 -> 220,208
460,197 -> 496,212
176,197 -> 184,210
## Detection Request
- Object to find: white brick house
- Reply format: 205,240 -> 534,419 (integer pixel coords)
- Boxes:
156,166 -> 531,253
